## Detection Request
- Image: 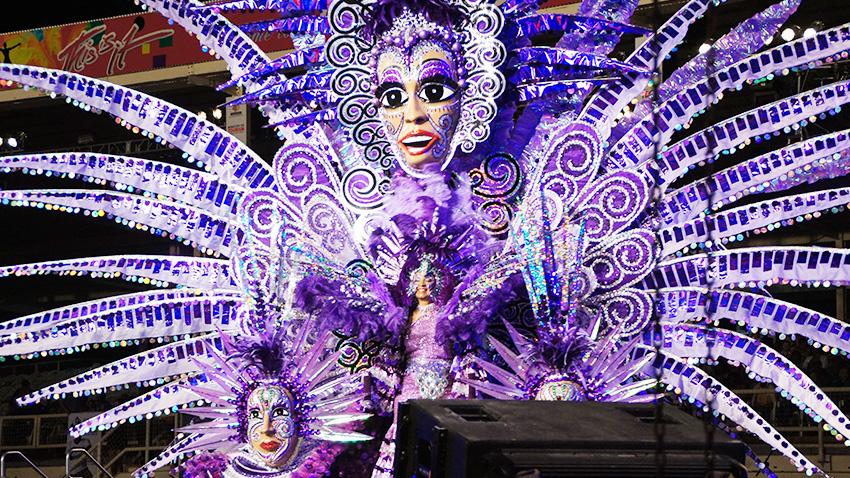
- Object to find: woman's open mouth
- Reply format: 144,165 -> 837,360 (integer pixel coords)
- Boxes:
400,130 -> 439,157
260,440 -> 281,452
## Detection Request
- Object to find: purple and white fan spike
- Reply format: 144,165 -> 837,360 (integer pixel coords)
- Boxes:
0,65 -> 276,192
646,353 -> 823,476
0,296 -> 241,356
656,323 -> 850,443
0,153 -> 245,218
654,80 -> 850,186
0,255 -> 236,290
605,24 -> 850,171
0,190 -> 238,256
15,335 -> 220,406
660,188 -> 850,258
659,130 -> 850,227
655,287 -> 850,357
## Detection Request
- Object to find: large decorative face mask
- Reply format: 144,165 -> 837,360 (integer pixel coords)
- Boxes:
328,2 -> 505,176
376,41 -> 461,172
246,385 -> 299,468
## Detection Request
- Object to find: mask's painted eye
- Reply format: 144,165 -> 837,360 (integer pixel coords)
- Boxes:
380,87 -> 408,108
249,409 -> 261,419
418,83 -> 456,103
272,407 -> 289,418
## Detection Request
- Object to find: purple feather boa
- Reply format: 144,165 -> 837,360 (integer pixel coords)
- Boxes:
293,272 -> 406,344
374,172 -> 497,279
181,452 -> 228,478
380,172 -> 477,237
435,266 -> 524,353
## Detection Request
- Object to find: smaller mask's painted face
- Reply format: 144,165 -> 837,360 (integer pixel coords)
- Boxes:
376,41 -> 461,171
246,385 -> 298,468
534,379 -> 586,402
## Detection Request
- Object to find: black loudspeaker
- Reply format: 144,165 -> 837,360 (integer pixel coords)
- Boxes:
394,400 -> 748,478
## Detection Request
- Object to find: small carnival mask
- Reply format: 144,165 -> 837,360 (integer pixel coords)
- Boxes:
534,377 -> 586,402
246,385 -> 298,468
376,41 -> 461,173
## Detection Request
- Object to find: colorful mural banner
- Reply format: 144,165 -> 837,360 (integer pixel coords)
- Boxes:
542,0 -> 582,7
0,0 -> 578,82
0,10 -> 293,79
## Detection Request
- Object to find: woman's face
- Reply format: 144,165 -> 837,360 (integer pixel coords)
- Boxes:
414,273 -> 437,303
246,385 -> 298,468
376,41 -> 460,171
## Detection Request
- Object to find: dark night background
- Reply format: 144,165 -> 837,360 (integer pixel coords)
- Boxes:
0,0 -> 849,472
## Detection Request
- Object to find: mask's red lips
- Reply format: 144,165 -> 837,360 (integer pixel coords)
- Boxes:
400,130 -> 438,157
260,441 -> 281,452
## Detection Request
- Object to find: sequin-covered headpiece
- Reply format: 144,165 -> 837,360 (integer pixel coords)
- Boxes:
405,253 -> 445,298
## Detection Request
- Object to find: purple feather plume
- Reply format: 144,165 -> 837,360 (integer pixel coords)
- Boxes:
293,272 -> 406,343
436,266 -> 523,352
374,172 -> 498,283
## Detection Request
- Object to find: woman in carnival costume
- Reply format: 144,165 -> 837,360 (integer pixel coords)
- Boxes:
2,0 -> 850,476
293,168 -> 512,475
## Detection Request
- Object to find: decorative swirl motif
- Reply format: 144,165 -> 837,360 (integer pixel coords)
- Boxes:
469,153 -> 522,198
585,230 -> 656,291
233,245 -> 273,299
326,0 -> 373,66
339,97 -> 374,131
274,143 -> 334,199
330,67 -> 362,98
569,269 -> 594,302
345,259 -> 374,279
530,122 -> 603,231
235,247 -> 272,280
450,1 -> 506,154
342,167 -> 386,210
326,0 -> 361,37
238,190 -> 294,245
304,198 -> 351,255
594,289 -> 653,340
477,200 -> 514,234
333,330 -> 380,373
551,123 -> 601,178
573,171 -> 648,240
470,153 -> 522,234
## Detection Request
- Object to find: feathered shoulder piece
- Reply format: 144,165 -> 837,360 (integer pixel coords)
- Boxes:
293,270 -> 407,343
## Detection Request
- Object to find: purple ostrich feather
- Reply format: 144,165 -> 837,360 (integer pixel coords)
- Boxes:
293,272 -> 407,343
